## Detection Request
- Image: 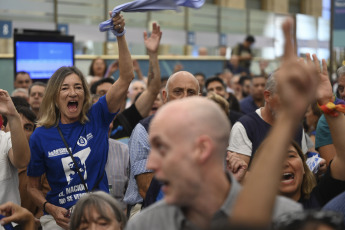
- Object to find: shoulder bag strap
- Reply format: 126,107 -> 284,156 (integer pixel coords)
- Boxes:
57,126 -> 89,193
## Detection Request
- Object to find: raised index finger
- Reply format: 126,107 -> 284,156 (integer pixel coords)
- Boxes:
282,17 -> 295,62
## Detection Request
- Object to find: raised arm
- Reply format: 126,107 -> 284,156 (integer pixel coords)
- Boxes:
134,22 -> 162,118
0,89 -> 30,169
104,60 -> 119,78
231,18 -> 318,227
314,54 -> 345,181
133,59 -> 145,81
106,13 -> 134,113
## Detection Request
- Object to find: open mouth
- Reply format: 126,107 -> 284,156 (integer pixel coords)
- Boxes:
157,178 -> 169,191
67,101 -> 78,112
281,173 -> 294,183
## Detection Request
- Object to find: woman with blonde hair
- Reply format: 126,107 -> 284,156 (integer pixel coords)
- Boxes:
27,13 -> 133,230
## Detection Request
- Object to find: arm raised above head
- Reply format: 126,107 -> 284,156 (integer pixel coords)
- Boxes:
135,22 -> 162,118
231,18 -> 319,227
314,54 -> 345,181
106,13 -> 134,113
0,89 -> 30,169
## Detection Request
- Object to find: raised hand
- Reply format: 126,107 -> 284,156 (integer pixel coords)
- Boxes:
307,54 -> 333,105
275,18 -> 319,120
105,61 -> 119,78
144,22 -> 162,54
0,89 -> 17,117
132,59 -> 141,72
110,12 -> 125,34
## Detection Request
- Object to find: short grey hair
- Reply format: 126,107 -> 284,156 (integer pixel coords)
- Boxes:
11,88 -> 28,97
337,66 -> 345,79
28,81 -> 47,95
265,72 -> 276,93
70,191 -> 127,230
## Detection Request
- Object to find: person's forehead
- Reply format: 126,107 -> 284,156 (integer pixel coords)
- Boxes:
17,73 -> 30,80
338,75 -> 345,84
132,81 -> 145,87
243,79 -> 251,84
97,82 -> 112,90
19,114 -> 34,125
170,75 -> 198,88
252,77 -> 266,84
195,75 -> 204,80
31,85 -> 45,92
94,59 -> 104,64
62,73 -> 82,84
208,81 -> 223,89
232,77 -> 240,83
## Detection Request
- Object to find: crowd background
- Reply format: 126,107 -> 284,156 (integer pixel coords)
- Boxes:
0,0 -> 338,93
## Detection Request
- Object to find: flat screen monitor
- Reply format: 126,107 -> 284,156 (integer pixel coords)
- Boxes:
14,32 -> 74,80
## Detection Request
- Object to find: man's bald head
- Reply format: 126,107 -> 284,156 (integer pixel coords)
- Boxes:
147,97 -> 230,206
152,97 -> 230,159
163,71 -> 200,103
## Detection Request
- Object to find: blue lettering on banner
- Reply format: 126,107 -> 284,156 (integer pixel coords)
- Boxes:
0,21 -> 12,38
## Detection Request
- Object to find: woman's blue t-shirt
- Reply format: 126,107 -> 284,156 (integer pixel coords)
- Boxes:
27,96 -> 117,210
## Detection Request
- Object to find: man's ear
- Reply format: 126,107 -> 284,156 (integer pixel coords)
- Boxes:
263,90 -> 270,103
162,89 -> 168,103
195,135 -> 213,164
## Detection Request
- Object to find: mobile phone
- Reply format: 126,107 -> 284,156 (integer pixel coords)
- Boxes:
0,215 -> 15,230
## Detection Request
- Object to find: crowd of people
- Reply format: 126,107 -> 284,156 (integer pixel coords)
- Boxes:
1,13 -> 345,230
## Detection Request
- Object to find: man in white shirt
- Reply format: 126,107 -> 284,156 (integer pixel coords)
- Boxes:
0,89 -> 31,205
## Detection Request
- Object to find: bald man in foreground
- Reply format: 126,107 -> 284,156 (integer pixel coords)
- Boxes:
125,97 -> 302,230
124,71 -> 200,216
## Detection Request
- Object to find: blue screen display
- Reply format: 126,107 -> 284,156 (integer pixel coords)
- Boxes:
16,41 -> 73,79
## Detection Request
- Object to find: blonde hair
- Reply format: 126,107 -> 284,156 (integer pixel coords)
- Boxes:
207,92 -> 230,116
291,141 -> 317,200
37,66 -> 92,128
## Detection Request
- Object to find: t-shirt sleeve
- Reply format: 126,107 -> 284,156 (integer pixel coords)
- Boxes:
27,131 -> 46,177
227,122 -> 252,156
3,131 -> 12,155
90,95 -> 118,129
315,115 -> 333,149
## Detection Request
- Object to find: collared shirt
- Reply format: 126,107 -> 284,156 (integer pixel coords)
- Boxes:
123,123 -> 152,205
125,173 -> 302,230
105,138 -> 129,207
